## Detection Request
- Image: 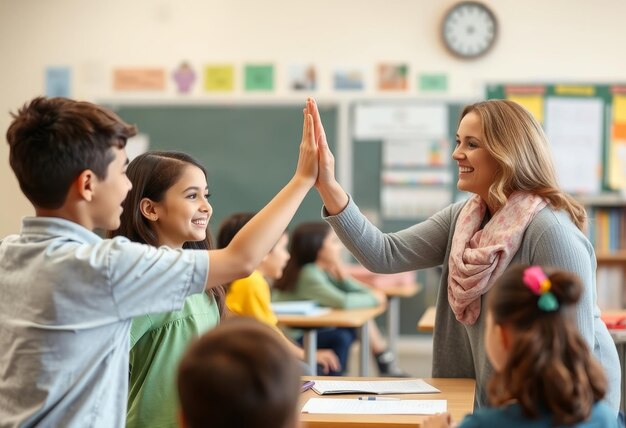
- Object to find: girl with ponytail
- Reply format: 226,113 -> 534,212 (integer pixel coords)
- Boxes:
425,264 -> 619,427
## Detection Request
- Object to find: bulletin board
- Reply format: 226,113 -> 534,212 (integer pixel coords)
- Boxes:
486,84 -> 626,194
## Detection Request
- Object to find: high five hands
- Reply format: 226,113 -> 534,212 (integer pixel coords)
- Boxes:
305,98 -> 349,215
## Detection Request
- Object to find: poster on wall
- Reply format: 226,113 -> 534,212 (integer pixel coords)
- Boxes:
544,97 -> 603,194
381,186 -> 451,219
382,139 -> 450,167
354,103 -> 448,140
244,64 -> 274,91
113,68 -> 165,91
334,67 -> 365,91
172,62 -> 197,94
45,67 -> 71,97
204,65 -> 235,92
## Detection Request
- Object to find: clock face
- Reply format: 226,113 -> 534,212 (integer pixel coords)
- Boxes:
442,1 -> 497,59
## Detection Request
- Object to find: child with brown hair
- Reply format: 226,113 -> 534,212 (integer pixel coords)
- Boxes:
0,96 -> 319,426
177,317 -> 302,428
273,221 -> 408,377
217,212 -> 340,375
425,264 -> 618,427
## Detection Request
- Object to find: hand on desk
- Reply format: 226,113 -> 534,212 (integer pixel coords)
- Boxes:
424,412 -> 454,428
316,349 -> 341,374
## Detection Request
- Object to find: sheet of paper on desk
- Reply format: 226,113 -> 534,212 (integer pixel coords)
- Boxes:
312,379 -> 440,395
301,398 -> 447,414
271,301 -> 330,315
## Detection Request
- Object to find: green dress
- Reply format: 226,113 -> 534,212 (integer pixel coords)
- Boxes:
126,292 -> 220,428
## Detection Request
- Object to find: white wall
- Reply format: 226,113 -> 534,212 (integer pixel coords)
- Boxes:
1,0 -> 625,237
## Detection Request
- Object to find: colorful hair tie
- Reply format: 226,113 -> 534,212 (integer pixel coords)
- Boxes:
522,266 -> 559,312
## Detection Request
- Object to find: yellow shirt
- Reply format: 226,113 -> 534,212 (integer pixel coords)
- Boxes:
226,270 -> 279,329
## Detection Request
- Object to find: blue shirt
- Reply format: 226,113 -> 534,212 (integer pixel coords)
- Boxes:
0,217 -> 209,428
459,401 -> 618,427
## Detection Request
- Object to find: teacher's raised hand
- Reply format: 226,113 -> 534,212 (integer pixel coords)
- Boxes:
306,97 -> 349,215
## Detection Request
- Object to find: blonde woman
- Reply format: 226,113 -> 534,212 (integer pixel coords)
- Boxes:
305,98 -> 621,414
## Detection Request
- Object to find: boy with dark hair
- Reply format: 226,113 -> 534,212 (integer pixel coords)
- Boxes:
0,96 -> 319,426
177,317 -> 301,428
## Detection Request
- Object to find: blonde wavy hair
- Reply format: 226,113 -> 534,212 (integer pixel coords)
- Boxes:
461,99 -> 587,231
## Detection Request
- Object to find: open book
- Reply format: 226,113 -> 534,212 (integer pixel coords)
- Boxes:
311,379 -> 440,395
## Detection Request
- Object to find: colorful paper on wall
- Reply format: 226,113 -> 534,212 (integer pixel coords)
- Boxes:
607,95 -> 626,189
113,68 -> 165,91
45,67 -> 71,97
244,64 -> 274,91
203,65 -> 234,92
418,73 -> 447,92
507,95 -> 544,123
172,62 -> 197,93
289,64 -> 316,91
334,67 -> 365,90
614,95 -> 626,123
378,63 -> 408,91
382,139 -> 450,167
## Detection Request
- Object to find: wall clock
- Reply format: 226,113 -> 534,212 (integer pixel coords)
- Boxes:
442,2 -> 497,59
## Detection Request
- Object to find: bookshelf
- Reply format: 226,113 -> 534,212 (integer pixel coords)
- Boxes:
579,194 -> 626,310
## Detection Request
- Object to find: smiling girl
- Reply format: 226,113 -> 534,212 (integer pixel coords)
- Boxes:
108,151 -> 224,428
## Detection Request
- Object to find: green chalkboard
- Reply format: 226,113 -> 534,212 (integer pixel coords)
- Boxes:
108,104 -> 337,236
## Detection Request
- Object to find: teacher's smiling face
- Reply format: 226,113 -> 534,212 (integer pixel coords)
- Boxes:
452,111 -> 500,204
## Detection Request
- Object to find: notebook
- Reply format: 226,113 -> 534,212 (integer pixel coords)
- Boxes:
311,379 -> 440,395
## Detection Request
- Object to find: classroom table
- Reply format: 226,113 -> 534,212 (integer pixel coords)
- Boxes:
416,305 -> 437,333
299,376 -> 475,428
277,304 -> 386,376
380,282 -> 421,357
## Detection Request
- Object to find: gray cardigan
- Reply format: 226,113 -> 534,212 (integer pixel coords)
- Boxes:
324,197 -> 621,413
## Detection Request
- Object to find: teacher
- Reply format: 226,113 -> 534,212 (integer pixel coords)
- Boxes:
306,98 -> 621,413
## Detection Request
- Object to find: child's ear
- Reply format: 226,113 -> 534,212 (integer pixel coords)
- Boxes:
139,198 -> 159,221
75,170 -> 95,202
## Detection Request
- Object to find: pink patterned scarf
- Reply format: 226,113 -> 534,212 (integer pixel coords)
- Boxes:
448,192 -> 547,324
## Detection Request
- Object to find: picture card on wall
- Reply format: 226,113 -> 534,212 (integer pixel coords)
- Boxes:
46,67 -> 71,97
334,67 -> 365,90
378,63 -> 408,91
245,64 -> 274,91
172,61 -> 197,94
289,64 -> 316,91
204,65 -> 235,92
113,68 -> 165,91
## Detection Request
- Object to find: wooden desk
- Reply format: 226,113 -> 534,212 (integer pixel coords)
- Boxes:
300,376 -> 475,428
417,306 -> 436,333
278,305 -> 386,376
344,266 -> 420,357
381,282 -> 421,357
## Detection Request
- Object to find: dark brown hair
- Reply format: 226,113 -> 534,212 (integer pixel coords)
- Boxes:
487,264 -> 607,425
273,222 -> 330,292
177,317 -> 301,428
107,150 -> 225,316
6,97 -> 137,209
216,212 -> 256,250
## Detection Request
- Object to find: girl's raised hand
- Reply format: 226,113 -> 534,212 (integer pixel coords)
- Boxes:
294,108 -> 318,187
